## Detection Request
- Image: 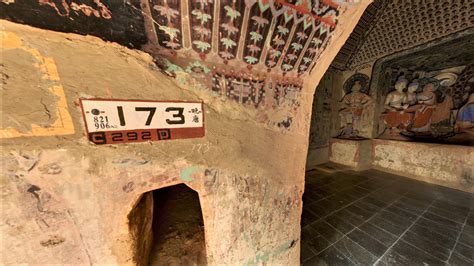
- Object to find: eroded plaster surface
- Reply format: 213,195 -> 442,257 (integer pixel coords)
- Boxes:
0,1 -> 370,261
372,139 -> 474,193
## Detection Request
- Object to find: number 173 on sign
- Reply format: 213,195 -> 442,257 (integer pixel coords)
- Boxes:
80,99 -> 205,144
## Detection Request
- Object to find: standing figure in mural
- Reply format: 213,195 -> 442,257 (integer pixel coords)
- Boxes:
338,74 -> 371,138
382,77 -> 412,133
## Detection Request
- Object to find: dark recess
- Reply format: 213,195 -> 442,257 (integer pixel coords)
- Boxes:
0,0 -> 148,48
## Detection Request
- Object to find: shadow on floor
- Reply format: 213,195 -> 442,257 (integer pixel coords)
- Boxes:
301,164 -> 474,265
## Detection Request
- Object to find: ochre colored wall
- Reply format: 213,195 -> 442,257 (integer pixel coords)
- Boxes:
372,139 -> 474,193
0,0 -> 370,261
0,22 -> 303,264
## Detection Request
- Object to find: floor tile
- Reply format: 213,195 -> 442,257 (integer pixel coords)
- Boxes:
368,215 -> 408,237
422,211 -> 463,231
301,166 -> 474,264
384,204 -> 419,221
336,209 -> 366,227
357,179 -> 387,190
306,201 -> 332,218
303,246 -> 352,266
377,210 -> 413,228
310,220 -> 344,245
358,222 -> 398,247
301,209 -> 318,227
401,229 -> 453,260
347,228 -> 388,257
448,251 -> 473,265
428,205 -> 469,225
453,242 -> 473,261
404,190 -> 437,204
304,231 -> 331,254
458,230 -> 474,248
465,212 -> 474,228
361,196 -> 389,209
392,198 -> 428,215
368,191 -> 400,205
334,237 -> 378,265
301,244 -> 316,262
409,223 -> 457,250
354,199 -> 383,213
302,225 -> 319,244
345,202 -> 377,221
416,217 -> 460,240
327,193 -> 358,208
378,240 -> 445,265
326,213 -> 357,235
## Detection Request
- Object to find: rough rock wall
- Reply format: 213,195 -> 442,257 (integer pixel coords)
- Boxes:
0,21 -> 304,264
128,193 -> 154,266
0,1 -> 370,262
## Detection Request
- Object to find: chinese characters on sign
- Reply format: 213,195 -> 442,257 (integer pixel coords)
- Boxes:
80,99 -> 205,144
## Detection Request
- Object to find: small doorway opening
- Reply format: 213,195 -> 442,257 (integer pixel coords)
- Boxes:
128,184 -> 206,265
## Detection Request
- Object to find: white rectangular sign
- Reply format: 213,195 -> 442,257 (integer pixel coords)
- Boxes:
80,99 -> 204,144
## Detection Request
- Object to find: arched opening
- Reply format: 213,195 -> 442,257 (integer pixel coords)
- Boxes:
128,184 -> 206,265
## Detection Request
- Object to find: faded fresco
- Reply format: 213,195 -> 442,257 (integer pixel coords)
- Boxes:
0,0 -> 363,131
372,32 -> 474,145
150,0 -> 340,72
337,73 -> 371,138
308,72 -> 332,148
378,66 -> 473,144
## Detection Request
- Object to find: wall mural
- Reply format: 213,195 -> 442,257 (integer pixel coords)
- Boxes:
148,0 -> 345,118
308,72 -> 332,147
151,0 -> 183,51
337,73 -> 372,138
211,71 -> 302,110
378,65 -> 474,144
1,0 -> 359,131
151,0 -> 339,71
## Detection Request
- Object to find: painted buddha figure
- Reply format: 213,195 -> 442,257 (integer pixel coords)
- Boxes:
404,80 -> 438,133
382,77 -> 412,132
338,80 -> 371,137
384,77 -> 409,110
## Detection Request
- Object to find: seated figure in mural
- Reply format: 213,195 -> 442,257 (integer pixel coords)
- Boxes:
429,73 -> 456,133
382,77 -> 412,133
338,79 -> 371,138
456,93 -> 474,135
403,79 -> 438,132
404,78 -> 454,134
406,80 -> 419,105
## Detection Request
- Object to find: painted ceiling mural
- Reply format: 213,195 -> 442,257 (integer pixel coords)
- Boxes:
144,0 -> 350,124
1,0 -> 358,129
148,0 -> 340,74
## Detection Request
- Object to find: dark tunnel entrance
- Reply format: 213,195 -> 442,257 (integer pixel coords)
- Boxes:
128,184 -> 206,265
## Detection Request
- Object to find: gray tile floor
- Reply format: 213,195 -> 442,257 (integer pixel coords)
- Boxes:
301,165 -> 474,265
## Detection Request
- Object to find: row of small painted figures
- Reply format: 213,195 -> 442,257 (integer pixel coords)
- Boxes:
338,74 -> 473,138
382,76 -> 473,137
